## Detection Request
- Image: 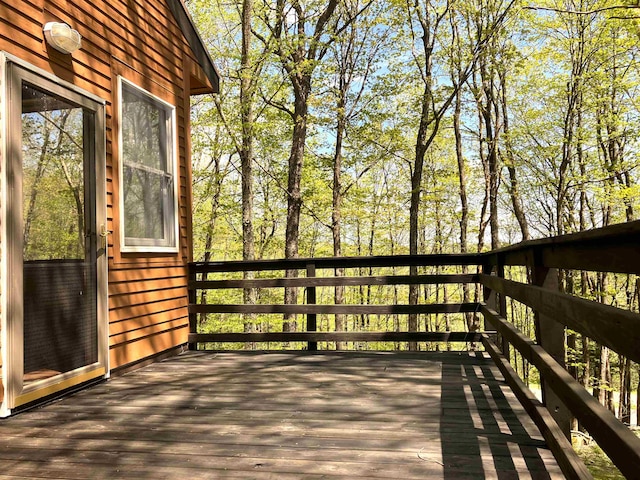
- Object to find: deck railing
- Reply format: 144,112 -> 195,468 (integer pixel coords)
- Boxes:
188,220 -> 640,479
188,253 -> 486,350
479,220 -> 640,479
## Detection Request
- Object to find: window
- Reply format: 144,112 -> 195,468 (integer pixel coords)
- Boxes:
119,78 -> 177,252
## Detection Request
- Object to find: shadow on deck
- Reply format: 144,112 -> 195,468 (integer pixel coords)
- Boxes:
0,351 -> 562,479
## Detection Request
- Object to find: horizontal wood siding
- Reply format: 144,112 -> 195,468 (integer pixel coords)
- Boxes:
0,0 -> 205,371
108,263 -> 189,368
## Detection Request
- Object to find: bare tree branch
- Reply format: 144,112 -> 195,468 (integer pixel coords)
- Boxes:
525,4 -> 640,15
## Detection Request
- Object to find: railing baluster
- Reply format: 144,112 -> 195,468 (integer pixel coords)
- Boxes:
188,264 -> 197,351
496,261 -> 509,359
483,259 -> 510,359
482,263 -> 498,329
306,262 -> 317,351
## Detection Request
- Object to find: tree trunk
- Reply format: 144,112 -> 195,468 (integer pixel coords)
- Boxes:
596,345 -> 611,409
408,88 -> 429,346
637,375 -> 640,426
408,45 -> 437,347
500,72 -> 529,241
332,94 -> 346,350
478,54 -> 500,250
273,0 -> 341,337
23,121 -> 52,250
470,61 -> 491,254
581,336 -> 590,393
199,154 -> 224,329
605,357 -> 615,414
408,9 -> 439,350
619,356 -> 631,424
452,70 -> 476,335
557,12 -> 588,236
364,203 -> 377,333
579,272 -> 590,405
283,81 -> 310,334
240,0 -> 257,342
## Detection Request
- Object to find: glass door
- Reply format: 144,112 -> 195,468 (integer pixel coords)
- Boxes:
21,83 -> 98,384
3,58 -> 107,411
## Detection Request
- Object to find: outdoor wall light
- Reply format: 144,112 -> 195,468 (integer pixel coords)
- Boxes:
43,22 -> 82,54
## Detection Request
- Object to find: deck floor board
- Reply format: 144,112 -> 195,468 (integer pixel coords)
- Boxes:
0,351 -> 564,479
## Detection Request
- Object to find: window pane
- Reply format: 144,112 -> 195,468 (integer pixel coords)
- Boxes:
123,166 -> 165,240
122,88 -> 166,171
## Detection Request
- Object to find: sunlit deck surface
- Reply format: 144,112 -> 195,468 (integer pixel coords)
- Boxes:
0,351 -> 564,479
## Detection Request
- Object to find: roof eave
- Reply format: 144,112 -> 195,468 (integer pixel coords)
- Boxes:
167,0 -> 220,94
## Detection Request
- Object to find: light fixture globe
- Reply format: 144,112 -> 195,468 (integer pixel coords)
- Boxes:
43,22 -> 82,54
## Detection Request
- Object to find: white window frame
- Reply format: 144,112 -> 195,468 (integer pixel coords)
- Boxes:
118,77 -> 179,253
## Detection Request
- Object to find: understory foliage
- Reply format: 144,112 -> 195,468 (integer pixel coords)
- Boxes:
186,0 -> 640,431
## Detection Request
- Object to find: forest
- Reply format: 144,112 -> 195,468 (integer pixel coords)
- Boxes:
184,0 -> 640,441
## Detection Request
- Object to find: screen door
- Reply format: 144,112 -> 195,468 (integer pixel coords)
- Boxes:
3,58 -> 107,410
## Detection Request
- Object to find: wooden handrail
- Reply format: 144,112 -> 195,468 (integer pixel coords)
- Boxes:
190,253 -> 482,272
189,302 -> 480,315
189,331 -> 487,344
190,273 -> 479,290
482,219 -> 640,273
193,220 -> 640,273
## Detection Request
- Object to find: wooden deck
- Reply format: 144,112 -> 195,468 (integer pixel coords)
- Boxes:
0,351 -> 564,479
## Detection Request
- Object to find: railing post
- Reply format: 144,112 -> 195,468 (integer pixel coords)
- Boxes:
531,259 -> 571,439
496,263 -> 509,359
483,258 -> 508,358
306,262 -> 317,351
188,263 -> 197,351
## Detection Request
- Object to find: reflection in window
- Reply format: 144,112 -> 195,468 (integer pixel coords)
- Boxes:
121,80 -> 176,249
21,84 -> 85,261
